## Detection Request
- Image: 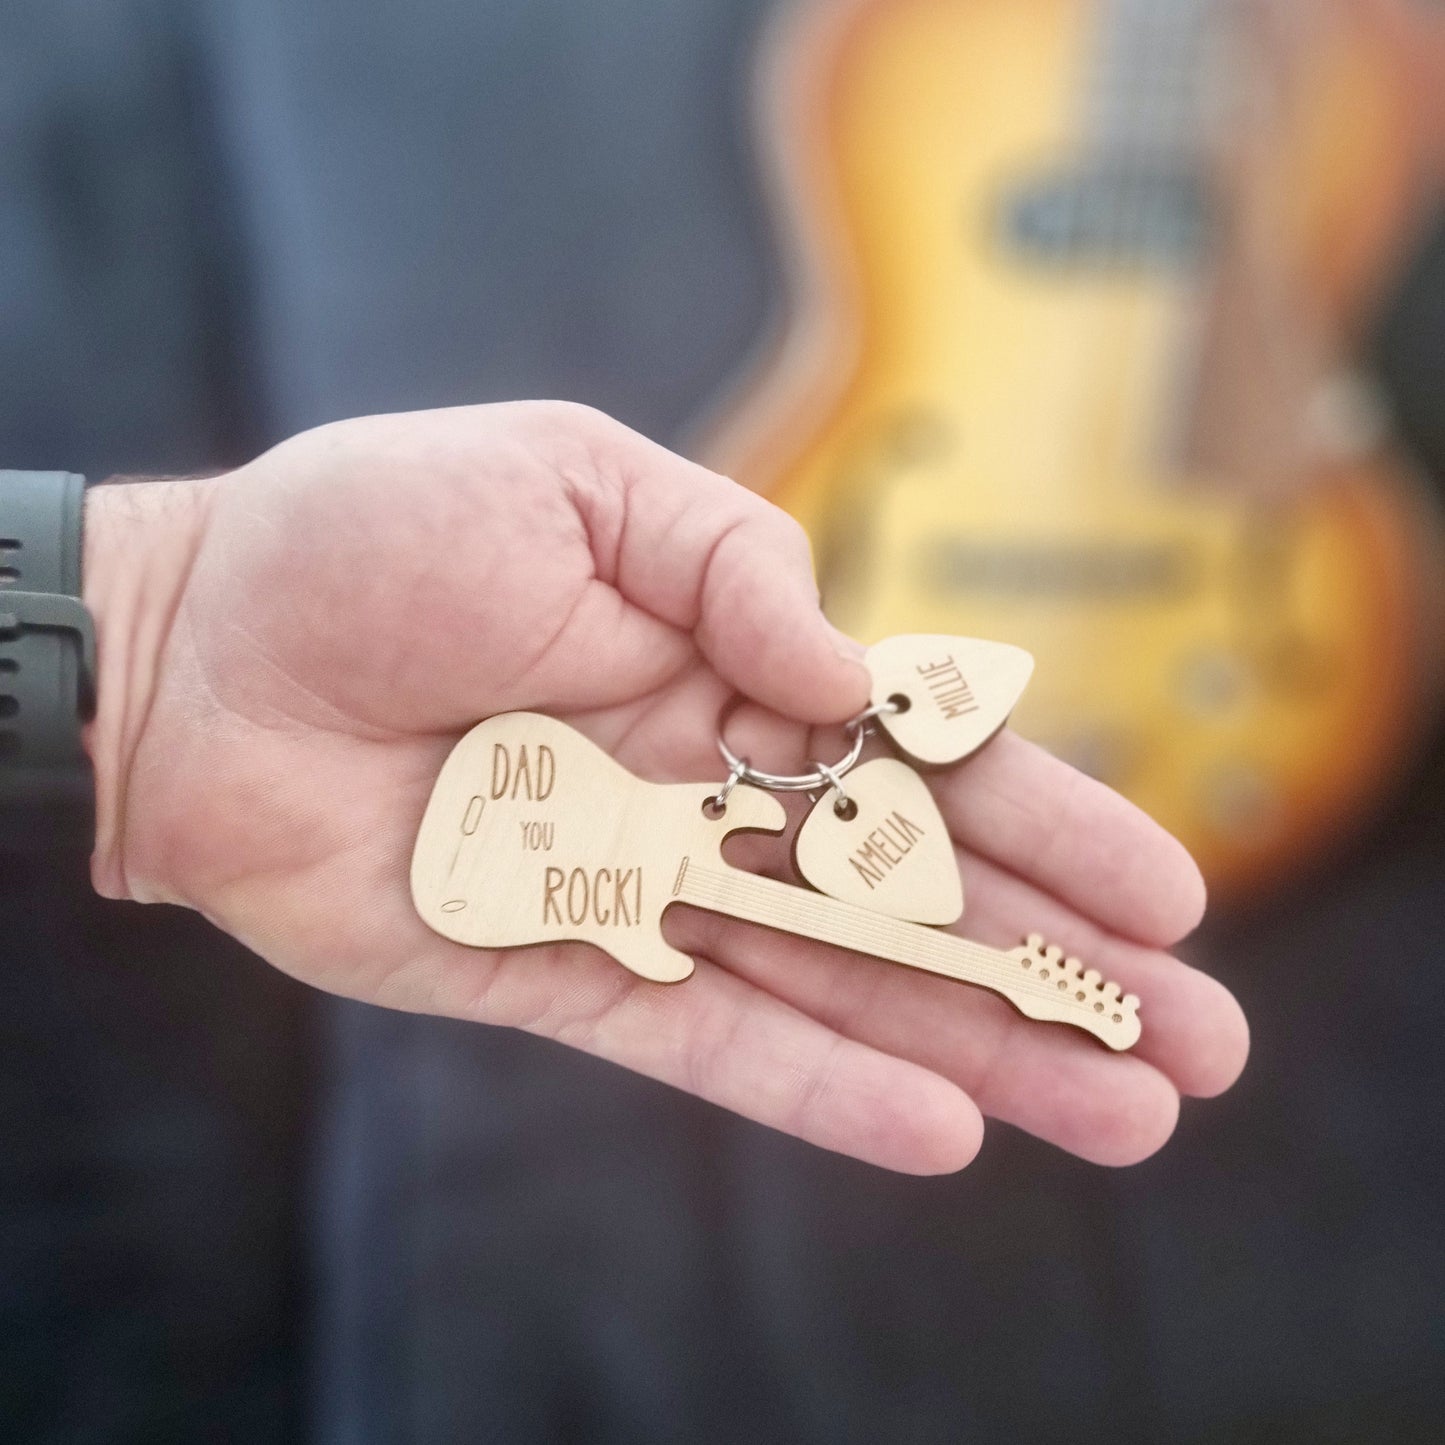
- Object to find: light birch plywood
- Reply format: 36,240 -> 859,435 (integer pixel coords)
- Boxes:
412,713 -> 1140,1050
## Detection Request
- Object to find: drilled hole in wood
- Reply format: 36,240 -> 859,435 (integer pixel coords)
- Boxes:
702,798 -> 726,821
887,692 -> 912,714
833,797 -> 859,821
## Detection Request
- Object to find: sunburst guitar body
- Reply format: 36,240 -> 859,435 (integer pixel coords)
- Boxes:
706,0 -> 1444,899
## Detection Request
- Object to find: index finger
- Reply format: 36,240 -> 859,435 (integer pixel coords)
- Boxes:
585,415 -> 871,724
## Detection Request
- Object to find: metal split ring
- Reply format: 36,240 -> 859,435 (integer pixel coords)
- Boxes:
850,699 -> 904,731
713,696 -> 900,797
712,755 -> 749,810
811,759 -> 851,813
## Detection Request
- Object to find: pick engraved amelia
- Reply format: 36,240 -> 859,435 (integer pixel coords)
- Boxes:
849,811 -> 927,889
916,655 -> 979,720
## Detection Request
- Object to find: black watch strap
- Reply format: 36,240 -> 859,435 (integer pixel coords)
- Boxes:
0,470 -> 97,851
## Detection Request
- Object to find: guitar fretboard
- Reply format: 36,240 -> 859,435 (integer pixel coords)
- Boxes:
1089,0 -> 1221,168
674,860 -> 1139,1050
1005,0 -> 1224,265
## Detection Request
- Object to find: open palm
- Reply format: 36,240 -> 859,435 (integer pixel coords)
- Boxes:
88,402 -> 1247,1173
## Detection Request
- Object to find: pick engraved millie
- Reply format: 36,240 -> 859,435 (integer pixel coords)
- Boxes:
915,654 -> 980,720
866,635 -> 1035,767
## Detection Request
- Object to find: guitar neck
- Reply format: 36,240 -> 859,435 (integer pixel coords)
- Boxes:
1089,0 -> 1218,169
673,861 -> 1140,1051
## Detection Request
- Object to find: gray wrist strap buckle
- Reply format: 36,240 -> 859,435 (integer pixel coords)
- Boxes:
0,590 -> 97,719
1,469 -> 95,852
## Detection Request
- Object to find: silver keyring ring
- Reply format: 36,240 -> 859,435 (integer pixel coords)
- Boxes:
852,699 -> 901,728
716,727 -> 865,793
811,759 -> 850,811
714,696 -> 893,795
711,755 -> 749,809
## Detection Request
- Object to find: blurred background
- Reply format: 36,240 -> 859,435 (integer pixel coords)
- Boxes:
2,0 -> 1443,1440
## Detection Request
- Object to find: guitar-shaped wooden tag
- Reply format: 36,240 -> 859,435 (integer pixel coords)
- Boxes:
411,713 -> 1141,1050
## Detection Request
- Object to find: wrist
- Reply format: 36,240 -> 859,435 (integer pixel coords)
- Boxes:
83,479 -> 214,899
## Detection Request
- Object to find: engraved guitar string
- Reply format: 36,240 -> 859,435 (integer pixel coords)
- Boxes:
676,862 -> 1138,1032
676,861 -> 1127,1023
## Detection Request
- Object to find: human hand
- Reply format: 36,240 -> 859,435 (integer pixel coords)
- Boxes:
84,403 -> 1247,1173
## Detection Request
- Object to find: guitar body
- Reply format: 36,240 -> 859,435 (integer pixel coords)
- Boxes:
708,0 -> 1443,897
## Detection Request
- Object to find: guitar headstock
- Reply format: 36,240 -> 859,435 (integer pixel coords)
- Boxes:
1005,934 -> 1141,1051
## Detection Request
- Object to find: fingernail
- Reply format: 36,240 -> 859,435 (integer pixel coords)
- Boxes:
828,624 -> 867,663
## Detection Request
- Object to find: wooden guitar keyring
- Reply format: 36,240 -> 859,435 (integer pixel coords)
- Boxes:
411,710 -> 1142,1051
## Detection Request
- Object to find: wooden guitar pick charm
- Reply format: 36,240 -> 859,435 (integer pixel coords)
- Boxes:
793,758 -> 963,926
867,635 -> 1035,767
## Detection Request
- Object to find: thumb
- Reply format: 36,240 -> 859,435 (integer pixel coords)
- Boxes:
601,426 -> 871,723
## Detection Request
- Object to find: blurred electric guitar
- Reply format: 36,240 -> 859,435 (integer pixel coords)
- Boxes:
704,0 -> 1445,898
